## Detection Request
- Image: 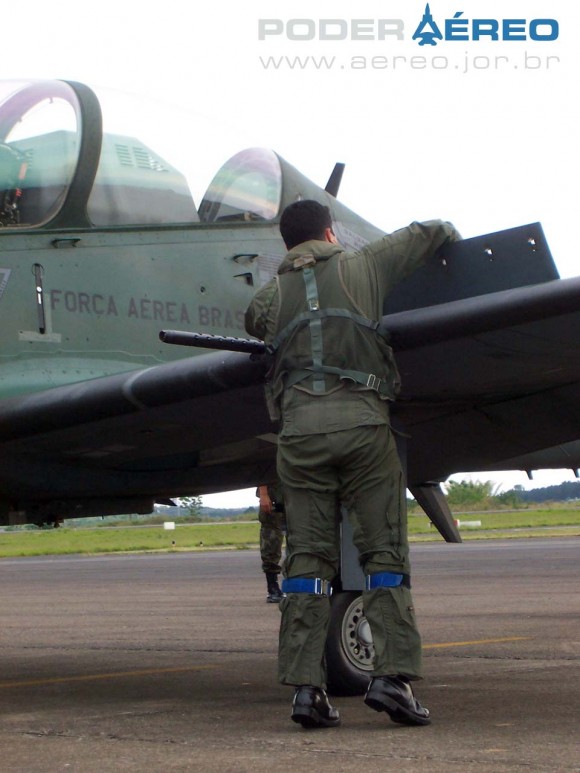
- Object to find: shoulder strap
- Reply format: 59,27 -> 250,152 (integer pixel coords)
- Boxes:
302,267 -> 326,392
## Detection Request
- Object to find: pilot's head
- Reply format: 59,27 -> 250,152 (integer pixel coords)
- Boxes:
280,200 -> 337,250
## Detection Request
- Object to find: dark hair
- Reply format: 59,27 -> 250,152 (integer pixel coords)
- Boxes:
279,200 -> 332,249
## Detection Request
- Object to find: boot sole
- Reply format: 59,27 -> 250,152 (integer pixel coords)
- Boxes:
291,707 -> 341,728
364,692 -> 431,726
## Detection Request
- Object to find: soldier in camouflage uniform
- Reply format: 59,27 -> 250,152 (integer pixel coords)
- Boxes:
245,200 -> 460,729
256,481 -> 286,602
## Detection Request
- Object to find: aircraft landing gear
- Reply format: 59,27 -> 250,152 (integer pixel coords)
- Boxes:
325,591 -> 374,696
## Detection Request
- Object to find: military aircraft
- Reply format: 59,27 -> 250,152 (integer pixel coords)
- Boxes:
1,79 -> 580,694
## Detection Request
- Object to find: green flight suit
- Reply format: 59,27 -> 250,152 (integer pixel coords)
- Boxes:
245,219 -> 460,688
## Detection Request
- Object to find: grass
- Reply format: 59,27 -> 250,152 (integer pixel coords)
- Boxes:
408,508 -> 580,533
0,521 -> 260,558
0,509 -> 578,558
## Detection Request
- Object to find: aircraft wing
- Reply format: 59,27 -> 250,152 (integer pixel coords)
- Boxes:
0,350 -> 275,521
1,273 -> 580,525
390,276 -> 580,482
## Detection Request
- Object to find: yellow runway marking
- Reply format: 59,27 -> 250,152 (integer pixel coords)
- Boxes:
0,638 -> 531,689
424,636 -> 531,650
0,664 -> 217,689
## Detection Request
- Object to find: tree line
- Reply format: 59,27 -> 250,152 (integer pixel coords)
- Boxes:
425,478 -> 580,510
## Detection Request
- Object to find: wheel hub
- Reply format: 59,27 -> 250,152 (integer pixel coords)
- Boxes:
340,596 -> 375,671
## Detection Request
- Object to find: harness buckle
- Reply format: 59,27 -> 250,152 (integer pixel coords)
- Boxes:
366,373 -> 382,391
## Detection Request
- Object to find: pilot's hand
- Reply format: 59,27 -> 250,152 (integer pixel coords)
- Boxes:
258,485 -> 273,514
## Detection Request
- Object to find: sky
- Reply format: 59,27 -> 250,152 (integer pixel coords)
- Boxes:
3,1 -> 579,508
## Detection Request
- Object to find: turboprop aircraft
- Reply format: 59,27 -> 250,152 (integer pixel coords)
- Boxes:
1,79 -> 580,694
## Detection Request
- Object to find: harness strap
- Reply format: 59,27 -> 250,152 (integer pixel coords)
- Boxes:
269,307 -> 381,353
272,260 -> 392,397
302,267 -> 325,392
365,572 -> 404,590
282,577 -> 333,596
285,365 -> 391,396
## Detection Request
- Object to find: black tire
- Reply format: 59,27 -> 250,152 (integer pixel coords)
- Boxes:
325,591 -> 374,696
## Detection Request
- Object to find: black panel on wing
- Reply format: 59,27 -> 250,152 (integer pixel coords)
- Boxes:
383,223 -> 558,315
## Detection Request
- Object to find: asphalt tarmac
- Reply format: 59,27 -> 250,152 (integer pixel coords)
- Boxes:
1,538 -> 578,772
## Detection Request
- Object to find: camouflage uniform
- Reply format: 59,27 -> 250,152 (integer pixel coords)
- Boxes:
246,220 -> 460,688
257,481 -> 286,575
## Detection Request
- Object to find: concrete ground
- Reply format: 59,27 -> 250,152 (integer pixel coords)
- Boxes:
0,538 -> 578,772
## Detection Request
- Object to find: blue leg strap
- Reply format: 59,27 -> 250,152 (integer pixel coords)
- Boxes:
282,577 -> 332,596
365,572 -> 404,590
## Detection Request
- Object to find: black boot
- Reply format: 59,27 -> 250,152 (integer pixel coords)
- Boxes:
265,572 -> 283,603
291,686 -> 341,728
364,675 -> 431,725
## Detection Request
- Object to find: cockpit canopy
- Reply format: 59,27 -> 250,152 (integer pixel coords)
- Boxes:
0,81 -> 284,229
0,80 -> 373,242
199,148 -> 282,223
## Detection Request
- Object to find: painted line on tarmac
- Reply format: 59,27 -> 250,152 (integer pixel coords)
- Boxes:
0,638 -> 530,688
424,636 -> 531,650
0,664 -> 217,689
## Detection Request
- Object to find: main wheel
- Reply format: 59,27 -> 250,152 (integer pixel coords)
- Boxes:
325,591 -> 374,696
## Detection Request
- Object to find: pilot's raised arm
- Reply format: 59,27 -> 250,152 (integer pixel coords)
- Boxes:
363,219 -> 461,282
341,219 -> 462,319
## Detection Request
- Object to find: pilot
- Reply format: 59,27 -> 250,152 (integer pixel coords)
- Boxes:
245,200 -> 461,728
256,481 -> 286,603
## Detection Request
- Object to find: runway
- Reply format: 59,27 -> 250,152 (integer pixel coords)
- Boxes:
1,539 -> 578,772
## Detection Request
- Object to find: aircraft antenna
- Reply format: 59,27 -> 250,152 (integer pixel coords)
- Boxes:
325,163 -> 345,198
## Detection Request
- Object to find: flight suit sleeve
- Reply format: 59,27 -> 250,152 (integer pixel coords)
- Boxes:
363,220 -> 461,289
